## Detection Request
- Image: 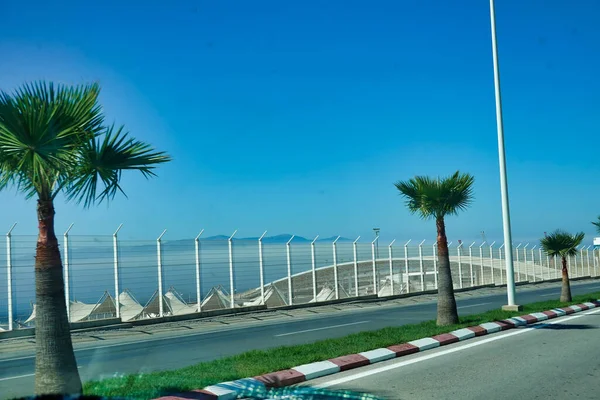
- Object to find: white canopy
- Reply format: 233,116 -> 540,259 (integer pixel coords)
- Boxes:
139,290 -> 170,318
201,286 -> 230,311
242,285 -> 288,308
309,283 -> 350,303
25,292 -> 117,324
378,278 -> 400,297
164,287 -> 197,315
118,289 -> 144,321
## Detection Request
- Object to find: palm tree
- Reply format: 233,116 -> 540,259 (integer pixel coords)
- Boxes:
394,171 -> 474,326
592,216 -> 600,235
540,230 -> 584,302
0,82 -> 170,395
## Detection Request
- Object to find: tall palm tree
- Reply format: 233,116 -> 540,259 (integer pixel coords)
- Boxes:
540,230 -> 584,302
592,216 -> 600,235
394,171 -> 474,326
0,82 -> 170,395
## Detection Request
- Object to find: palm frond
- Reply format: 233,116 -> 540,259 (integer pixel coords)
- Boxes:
592,216 -> 600,235
540,230 -> 585,257
394,171 -> 474,219
64,125 -> 171,207
0,81 -> 104,199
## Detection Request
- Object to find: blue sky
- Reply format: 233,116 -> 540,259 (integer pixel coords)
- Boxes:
0,0 -> 598,244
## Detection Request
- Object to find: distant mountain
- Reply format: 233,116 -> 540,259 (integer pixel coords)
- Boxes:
161,234 -> 354,244
203,235 -> 230,241
318,236 -> 353,242
262,234 -> 310,243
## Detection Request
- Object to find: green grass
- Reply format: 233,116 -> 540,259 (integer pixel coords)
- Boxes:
84,291 -> 600,400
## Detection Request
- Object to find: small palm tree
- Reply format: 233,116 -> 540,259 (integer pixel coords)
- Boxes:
592,216 -> 600,235
540,230 -> 584,302
0,82 -> 170,395
394,171 -> 474,326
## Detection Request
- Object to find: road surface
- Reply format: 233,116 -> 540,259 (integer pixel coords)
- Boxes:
1,280 -> 599,399
311,301 -> 600,399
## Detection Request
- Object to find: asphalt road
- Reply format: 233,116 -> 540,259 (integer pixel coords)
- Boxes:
1,280 -> 600,399
311,301 -> 600,399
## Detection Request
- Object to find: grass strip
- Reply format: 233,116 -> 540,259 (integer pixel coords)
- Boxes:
84,291 -> 600,399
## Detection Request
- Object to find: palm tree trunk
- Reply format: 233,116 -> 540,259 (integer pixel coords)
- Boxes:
560,255 -> 572,303
436,216 -> 459,325
34,199 -> 82,395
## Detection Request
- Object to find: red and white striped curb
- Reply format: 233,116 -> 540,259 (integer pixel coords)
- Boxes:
155,300 -> 600,399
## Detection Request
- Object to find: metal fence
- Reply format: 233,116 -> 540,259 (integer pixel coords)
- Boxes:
1,225 -> 599,331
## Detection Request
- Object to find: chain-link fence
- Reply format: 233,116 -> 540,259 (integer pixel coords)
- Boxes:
2,227 -> 599,331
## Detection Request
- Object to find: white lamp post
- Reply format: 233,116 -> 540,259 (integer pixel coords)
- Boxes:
489,0 -> 520,310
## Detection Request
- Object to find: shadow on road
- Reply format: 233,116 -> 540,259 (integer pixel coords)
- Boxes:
537,323 -> 596,330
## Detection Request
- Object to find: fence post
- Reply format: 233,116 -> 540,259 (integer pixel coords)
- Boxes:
538,247 -> 544,279
555,255 -> 559,279
156,229 -> 167,317
258,231 -> 267,305
488,242 -> 495,284
587,245 -> 592,277
353,236 -> 360,297
228,230 -> 237,308
575,246 -> 580,277
523,243 -> 529,282
479,242 -> 486,285
530,245 -> 537,281
64,223 -> 74,322
195,229 -> 204,312
113,223 -> 123,319
457,242 -> 463,289
418,240 -> 425,291
311,235 -> 319,301
572,248 -> 578,277
579,246 -> 584,276
371,237 -> 378,295
6,223 -> 16,331
403,240 -> 411,293
499,244 -> 505,285
286,235 -> 295,305
546,252 -> 550,280
580,245 -> 586,277
468,242 -> 475,287
433,242 -> 438,289
333,236 -> 340,299
515,243 -> 522,282
389,239 -> 397,294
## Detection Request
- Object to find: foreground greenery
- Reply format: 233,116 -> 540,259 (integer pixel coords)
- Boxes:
84,291 -> 600,400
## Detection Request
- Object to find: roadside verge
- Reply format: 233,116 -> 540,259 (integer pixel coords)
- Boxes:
82,292 -> 600,400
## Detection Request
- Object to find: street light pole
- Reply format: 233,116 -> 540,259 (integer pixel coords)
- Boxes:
489,0 -> 520,311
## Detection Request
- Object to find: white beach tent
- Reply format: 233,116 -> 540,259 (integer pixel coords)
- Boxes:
309,283 -> 350,303
118,289 -> 144,321
139,290 -> 171,318
164,287 -> 197,315
25,291 -> 117,325
201,286 -> 230,311
241,285 -> 288,308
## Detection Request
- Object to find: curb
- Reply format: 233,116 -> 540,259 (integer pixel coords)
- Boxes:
155,300 -> 600,399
